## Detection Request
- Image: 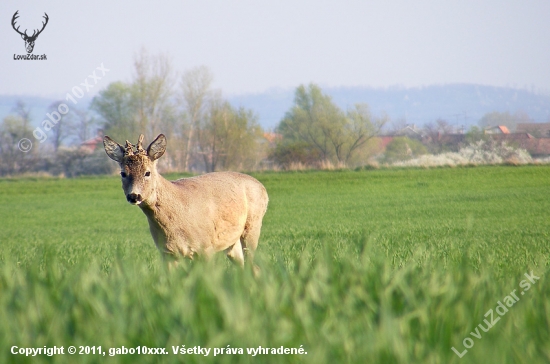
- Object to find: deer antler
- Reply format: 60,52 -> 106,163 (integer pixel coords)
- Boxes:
136,134 -> 146,155
11,11 -> 25,37
125,141 -> 135,156
11,11 -> 49,40
31,13 -> 49,39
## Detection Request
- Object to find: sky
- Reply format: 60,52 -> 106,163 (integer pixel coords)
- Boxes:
1,0 -> 550,98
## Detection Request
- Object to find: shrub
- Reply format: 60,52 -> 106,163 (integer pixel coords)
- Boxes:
382,137 -> 428,163
391,140 -> 533,168
268,141 -> 323,169
52,147 -> 117,177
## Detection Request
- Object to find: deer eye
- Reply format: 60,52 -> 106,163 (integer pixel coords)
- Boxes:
120,172 -> 127,178
145,171 -> 151,177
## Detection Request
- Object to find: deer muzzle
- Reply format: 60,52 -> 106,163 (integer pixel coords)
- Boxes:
126,193 -> 143,205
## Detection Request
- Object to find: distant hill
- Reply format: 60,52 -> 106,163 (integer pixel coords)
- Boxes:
229,84 -> 550,130
0,95 -> 93,128
2,84 -> 549,131
0,95 -> 58,125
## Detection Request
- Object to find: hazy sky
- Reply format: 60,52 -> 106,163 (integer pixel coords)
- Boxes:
1,0 -> 550,98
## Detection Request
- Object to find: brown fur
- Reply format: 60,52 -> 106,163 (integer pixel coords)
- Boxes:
103,134 -> 269,267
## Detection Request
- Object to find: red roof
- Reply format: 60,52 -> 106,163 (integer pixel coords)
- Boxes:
377,136 -> 394,149
498,126 -> 510,134
80,135 -> 103,152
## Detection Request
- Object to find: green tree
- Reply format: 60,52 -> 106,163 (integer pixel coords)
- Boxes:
222,107 -> 264,171
90,81 -> 136,141
278,84 -> 386,166
196,98 -> 263,172
0,104 -> 38,175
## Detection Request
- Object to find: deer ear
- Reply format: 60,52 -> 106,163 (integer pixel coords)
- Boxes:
103,136 -> 125,162
147,134 -> 167,161
21,34 -> 25,40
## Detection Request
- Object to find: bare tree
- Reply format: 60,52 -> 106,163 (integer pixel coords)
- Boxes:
12,100 -> 32,130
69,108 -> 96,143
132,48 -> 176,137
386,117 -> 409,135
47,101 -> 70,152
179,66 -> 214,171
423,118 -> 453,153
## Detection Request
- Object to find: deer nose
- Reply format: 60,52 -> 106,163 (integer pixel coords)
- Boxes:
126,193 -> 142,204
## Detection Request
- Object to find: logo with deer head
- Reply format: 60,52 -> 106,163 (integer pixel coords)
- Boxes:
12,10 -> 49,54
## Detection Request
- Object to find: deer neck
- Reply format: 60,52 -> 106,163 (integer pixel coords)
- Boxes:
139,173 -> 177,213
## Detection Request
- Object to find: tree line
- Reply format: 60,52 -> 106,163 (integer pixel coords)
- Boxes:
0,50 -> 388,176
0,50 -> 538,176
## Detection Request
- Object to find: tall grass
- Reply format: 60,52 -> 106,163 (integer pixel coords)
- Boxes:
1,166 -> 549,363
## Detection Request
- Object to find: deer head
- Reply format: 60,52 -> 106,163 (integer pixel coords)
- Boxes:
12,11 -> 49,54
103,134 -> 167,205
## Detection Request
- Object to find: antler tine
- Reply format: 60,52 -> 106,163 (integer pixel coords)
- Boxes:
136,134 -> 146,155
125,140 -> 135,156
11,11 -> 25,36
35,13 -> 49,37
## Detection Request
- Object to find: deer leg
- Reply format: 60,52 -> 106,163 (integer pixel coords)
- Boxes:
241,223 -> 263,260
167,259 -> 179,271
241,224 -> 262,277
160,251 -> 180,271
225,240 -> 245,267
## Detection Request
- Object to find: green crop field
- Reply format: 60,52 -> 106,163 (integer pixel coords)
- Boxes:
0,166 -> 549,363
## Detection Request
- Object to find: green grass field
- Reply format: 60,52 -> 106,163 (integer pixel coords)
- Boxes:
1,166 -> 549,363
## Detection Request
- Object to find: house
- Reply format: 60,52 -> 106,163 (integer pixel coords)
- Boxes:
490,132 -> 550,157
523,138 -> 550,157
376,136 -> 395,150
394,124 -> 424,140
375,121 -> 550,158
516,123 -> 550,137
484,125 -> 510,134
80,130 -> 104,153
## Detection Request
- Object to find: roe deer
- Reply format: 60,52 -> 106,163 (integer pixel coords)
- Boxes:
103,134 -> 269,269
